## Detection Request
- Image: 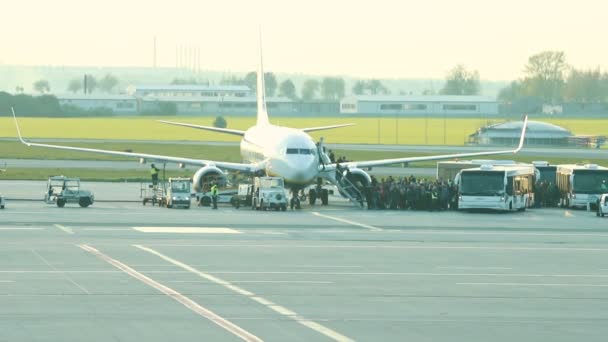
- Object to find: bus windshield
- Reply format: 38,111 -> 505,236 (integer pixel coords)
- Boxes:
460,171 -> 505,196
573,170 -> 608,194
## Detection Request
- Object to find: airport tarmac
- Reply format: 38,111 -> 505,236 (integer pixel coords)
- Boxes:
1,184 -> 608,341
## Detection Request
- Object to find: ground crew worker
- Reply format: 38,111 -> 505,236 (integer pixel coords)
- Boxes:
150,164 -> 159,186
211,182 -> 219,209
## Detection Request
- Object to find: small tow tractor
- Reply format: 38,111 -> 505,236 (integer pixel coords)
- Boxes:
45,176 -> 94,208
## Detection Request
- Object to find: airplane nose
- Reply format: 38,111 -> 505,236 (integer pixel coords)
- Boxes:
287,158 -> 317,182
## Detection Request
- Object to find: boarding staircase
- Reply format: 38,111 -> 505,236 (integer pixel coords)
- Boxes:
336,175 -> 366,208
316,137 -> 366,209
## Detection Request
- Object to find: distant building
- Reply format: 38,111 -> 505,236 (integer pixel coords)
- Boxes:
340,95 -> 498,116
128,84 -> 253,99
57,94 -> 137,115
469,120 -> 572,146
129,84 -> 299,115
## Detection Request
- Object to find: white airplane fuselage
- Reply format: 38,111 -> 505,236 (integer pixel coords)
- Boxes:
240,124 -> 320,187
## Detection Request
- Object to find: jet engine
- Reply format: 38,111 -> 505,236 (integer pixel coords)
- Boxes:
337,167 -> 372,201
192,166 -> 226,193
344,167 -> 372,189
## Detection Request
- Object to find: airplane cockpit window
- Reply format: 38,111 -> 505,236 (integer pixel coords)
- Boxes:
299,149 -> 315,155
286,148 -> 299,154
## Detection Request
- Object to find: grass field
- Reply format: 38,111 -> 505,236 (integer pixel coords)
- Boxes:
1,116 -> 606,146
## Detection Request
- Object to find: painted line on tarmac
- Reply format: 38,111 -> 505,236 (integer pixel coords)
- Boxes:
457,282 -> 608,287
134,244 -> 353,342
311,212 -> 382,231
0,227 -> 44,231
437,266 -> 513,270
54,224 -> 74,235
168,280 -> 334,284
144,243 -> 608,252
79,244 -> 262,342
0,280 -> 15,283
133,227 -> 241,234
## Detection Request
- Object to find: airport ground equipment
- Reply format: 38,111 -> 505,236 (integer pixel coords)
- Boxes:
251,176 -> 287,211
232,183 -> 254,208
456,164 -> 536,211
197,189 -> 237,207
165,178 -> 192,209
597,194 -> 608,217
556,164 -> 608,209
0,194 -> 5,209
44,176 -> 94,208
140,182 -> 166,206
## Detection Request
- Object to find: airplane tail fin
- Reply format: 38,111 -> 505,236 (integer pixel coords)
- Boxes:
256,31 -> 270,126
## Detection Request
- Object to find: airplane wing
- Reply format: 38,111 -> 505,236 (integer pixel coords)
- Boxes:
329,115 -> 529,170
12,108 -> 260,173
158,120 -> 245,136
301,124 -> 354,133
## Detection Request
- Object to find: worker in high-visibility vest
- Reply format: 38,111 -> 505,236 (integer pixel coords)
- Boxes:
150,164 -> 159,186
211,182 -> 219,209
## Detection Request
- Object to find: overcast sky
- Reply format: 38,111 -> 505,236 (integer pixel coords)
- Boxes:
1,0 -> 606,80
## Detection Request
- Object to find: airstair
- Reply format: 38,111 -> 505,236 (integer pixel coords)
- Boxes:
331,171 -> 366,209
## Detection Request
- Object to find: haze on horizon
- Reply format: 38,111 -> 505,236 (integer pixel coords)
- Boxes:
2,0 -> 606,81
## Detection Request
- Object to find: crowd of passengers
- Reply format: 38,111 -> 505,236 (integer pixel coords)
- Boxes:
364,175 -> 459,211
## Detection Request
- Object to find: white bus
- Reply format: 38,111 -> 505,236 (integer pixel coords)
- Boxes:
456,164 -> 536,211
556,164 -> 608,209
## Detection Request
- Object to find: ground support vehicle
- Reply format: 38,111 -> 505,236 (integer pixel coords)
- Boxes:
251,177 -> 287,211
456,164 -> 536,211
556,164 -> 608,209
0,194 -> 5,209
140,182 -> 167,206
165,178 -> 192,209
232,184 -> 253,209
197,189 -> 237,207
45,176 -> 94,208
597,194 -> 608,217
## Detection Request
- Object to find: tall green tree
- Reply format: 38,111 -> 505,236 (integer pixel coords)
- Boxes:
33,79 -> 51,94
521,50 -> 568,103
278,79 -> 297,99
84,75 -> 97,94
367,79 -> 389,95
264,72 -> 277,97
301,79 -> 319,101
439,65 -> 480,95
563,68 -> 606,103
321,77 -> 345,100
352,80 -> 366,95
244,72 -> 257,91
242,72 -> 277,96
67,79 -> 83,93
98,74 -> 119,93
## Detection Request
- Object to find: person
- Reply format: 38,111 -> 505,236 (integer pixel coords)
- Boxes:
211,182 -> 219,209
150,164 -> 160,186
601,180 -> 608,192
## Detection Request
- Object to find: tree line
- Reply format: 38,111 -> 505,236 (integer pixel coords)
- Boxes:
498,51 -> 608,112
25,74 -> 121,95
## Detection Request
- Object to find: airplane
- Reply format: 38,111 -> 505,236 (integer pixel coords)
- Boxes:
12,45 -> 528,207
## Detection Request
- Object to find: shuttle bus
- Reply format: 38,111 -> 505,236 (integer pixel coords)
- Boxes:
556,164 -> 608,208
456,164 -> 536,211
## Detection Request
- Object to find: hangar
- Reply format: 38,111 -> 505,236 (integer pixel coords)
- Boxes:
470,120 -> 572,146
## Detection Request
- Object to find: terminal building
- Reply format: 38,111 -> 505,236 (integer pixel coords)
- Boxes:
339,95 -> 498,116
